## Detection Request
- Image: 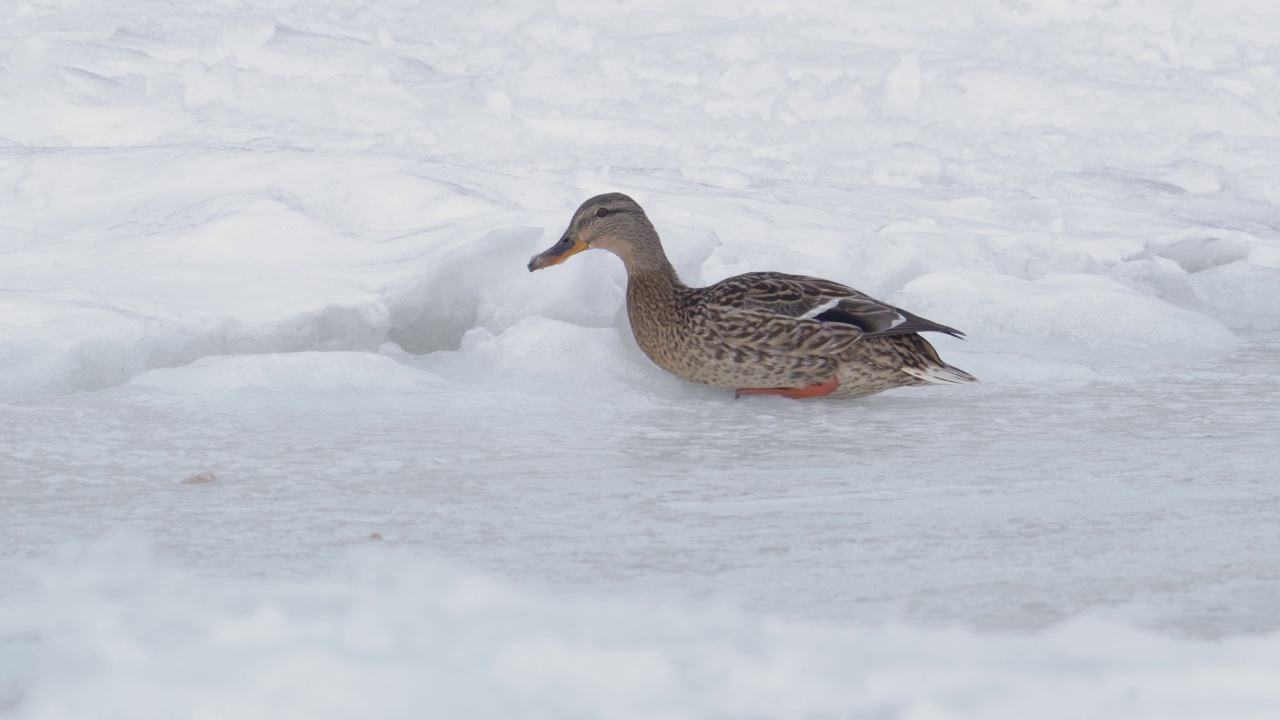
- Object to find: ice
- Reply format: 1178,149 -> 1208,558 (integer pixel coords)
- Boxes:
4,0 -> 1280,715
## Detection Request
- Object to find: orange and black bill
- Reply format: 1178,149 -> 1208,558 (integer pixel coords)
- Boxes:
528,234 -> 588,271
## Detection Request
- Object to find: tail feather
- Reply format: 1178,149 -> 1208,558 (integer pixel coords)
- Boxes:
901,363 -> 979,385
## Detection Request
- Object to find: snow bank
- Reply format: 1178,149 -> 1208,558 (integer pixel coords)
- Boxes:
897,270 -> 1240,353
3,542 -> 1280,720
387,226 -> 626,354
3,0 -> 1279,402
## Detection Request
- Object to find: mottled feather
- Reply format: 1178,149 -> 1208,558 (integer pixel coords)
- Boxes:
701,272 -> 965,338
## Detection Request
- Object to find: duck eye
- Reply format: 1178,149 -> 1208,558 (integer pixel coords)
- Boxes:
596,208 -> 610,218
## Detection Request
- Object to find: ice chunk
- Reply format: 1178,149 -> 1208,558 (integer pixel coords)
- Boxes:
1189,261 -> 1280,333
883,54 -> 922,115
389,226 -> 626,354
422,317 -> 689,402
131,352 -> 449,394
0,290 -> 221,403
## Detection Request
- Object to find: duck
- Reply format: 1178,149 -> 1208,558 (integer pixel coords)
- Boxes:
527,193 -> 977,399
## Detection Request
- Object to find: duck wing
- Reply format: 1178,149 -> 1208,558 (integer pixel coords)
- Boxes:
701,272 -> 965,339
689,305 -> 862,357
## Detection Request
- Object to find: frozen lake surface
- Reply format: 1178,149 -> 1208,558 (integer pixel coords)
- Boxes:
5,341 -> 1280,637
3,0 -> 1280,716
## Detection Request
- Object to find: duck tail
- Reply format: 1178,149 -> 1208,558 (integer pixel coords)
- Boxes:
901,363 -> 979,385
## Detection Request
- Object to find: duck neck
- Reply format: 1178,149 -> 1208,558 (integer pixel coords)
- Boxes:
617,230 -> 687,335
613,226 -> 685,288
626,255 -> 682,288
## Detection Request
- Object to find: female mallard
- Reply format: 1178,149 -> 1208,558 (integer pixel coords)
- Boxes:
527,193 -> 977,399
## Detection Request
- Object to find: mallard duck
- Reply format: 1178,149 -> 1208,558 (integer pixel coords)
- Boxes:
527,193 -> 977,399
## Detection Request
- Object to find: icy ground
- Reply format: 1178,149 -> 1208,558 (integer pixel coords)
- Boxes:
4,0 -> 1280,716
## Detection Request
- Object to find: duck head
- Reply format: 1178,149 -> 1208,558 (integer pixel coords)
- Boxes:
527,193 -> 657,272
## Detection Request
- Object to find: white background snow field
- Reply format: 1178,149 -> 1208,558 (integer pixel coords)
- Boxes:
2,0 -> 1280,717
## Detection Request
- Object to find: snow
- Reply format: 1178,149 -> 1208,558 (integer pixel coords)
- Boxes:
6,544 -> 1280,720
3,0 -> 1280,716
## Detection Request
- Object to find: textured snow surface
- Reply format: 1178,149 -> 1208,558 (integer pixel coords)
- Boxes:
3,0 -> 1280,716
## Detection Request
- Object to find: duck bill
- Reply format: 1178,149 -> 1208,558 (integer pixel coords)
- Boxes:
527,236 -> 588,272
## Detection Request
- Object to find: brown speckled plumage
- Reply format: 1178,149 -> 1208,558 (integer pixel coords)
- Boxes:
528,193 -> 978,399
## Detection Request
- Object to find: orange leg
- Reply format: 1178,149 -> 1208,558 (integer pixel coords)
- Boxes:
735,376 -> 840,400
